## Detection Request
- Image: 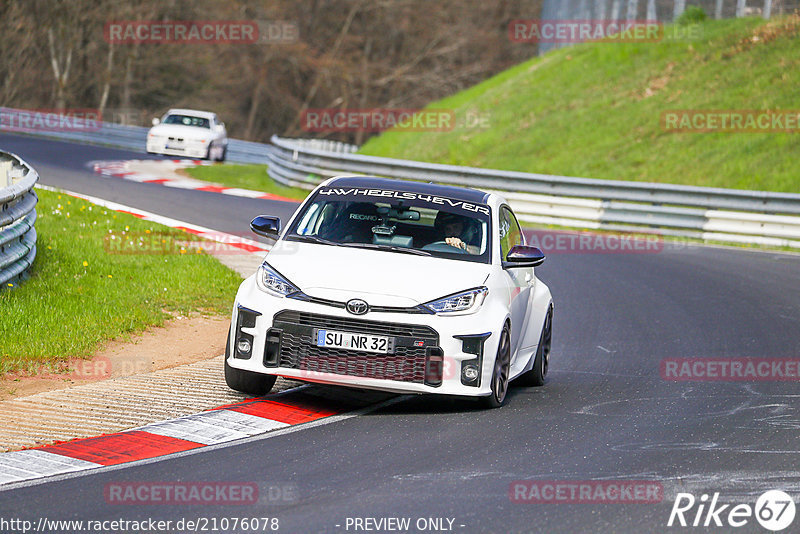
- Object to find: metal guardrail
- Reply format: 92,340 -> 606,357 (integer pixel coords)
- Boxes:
0,151 -> 38,287
267,135 -> 800,248
4,107 -> 800,249
0,106 -> 274,165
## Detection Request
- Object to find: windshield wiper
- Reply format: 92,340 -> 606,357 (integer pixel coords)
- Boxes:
341,243 -> 432,256
289,234 -> 341,246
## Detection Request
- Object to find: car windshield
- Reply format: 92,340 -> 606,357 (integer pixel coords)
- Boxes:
162,114 -> 210,128
287,186 -> 492,263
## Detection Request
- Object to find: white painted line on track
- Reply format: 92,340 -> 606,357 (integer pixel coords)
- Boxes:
136,410 -> 288,445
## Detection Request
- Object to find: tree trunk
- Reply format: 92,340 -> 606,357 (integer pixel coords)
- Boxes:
47,28 -> 73,109
98,44 -> 114,118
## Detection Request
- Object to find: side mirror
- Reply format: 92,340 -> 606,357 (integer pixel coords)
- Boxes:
504,245 -> 545,268
151,117 -> 160,126
250,215 -> 281,239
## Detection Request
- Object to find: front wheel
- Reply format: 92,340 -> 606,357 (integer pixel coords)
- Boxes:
482,323 -> 511,408
517,306 -> 552,387
224,328 -> 276,396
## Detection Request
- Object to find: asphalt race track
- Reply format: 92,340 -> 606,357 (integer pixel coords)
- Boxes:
2,133 -> 799,532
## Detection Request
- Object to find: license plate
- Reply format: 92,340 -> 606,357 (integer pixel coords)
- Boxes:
314,329 -> 395,354
165,143 -> 184,150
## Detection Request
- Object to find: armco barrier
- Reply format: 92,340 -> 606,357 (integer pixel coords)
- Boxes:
0,151 -> 38,286
0,107 -> 355,165
3,105 -> 799,249
267,135 -> 800,249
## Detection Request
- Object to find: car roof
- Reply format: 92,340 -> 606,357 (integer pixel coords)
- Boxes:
165,108 -> 216,119
325,176 -> 491,205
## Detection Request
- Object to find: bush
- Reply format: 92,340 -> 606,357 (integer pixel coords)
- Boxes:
677,5 -> 707,25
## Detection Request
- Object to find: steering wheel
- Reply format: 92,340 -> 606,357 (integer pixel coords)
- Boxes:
421,241 -> 468,254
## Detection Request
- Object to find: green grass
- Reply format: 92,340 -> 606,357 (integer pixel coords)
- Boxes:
360,15 -> 800,193
183,164 -> 310,200
0,189 -> 243,375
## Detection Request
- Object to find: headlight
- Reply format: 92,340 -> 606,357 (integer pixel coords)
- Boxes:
256,262 -> 299,296
423,287 -> 488,315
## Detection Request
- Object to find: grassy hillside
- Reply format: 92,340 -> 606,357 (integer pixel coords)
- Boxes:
360,16 -> 800,193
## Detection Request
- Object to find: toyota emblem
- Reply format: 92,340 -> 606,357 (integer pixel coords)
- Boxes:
346,299 -> 369,315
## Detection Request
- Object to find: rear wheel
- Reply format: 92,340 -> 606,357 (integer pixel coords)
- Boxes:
224,328 -> 276,396
517,306 -> 552,387
483,324 -> 511,408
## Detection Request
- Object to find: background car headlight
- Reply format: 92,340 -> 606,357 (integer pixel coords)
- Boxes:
256,262 -> 299,296
423,287 -> 488,315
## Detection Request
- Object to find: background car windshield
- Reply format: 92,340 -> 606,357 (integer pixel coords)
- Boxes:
289,196 -> 491,263
163,114 -> 210,128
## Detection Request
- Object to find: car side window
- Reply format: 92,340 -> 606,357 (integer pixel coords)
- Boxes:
499,206 -> 523,259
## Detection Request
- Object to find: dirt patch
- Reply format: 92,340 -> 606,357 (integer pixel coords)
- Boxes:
0,315 -> 230,400
724,14 -> 800,58
635,62 -> 676,100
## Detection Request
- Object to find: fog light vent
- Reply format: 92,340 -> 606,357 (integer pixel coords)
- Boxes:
424,347 -> 444,387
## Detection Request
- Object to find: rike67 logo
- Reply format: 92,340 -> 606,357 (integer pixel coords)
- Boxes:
668,490 -> 796,531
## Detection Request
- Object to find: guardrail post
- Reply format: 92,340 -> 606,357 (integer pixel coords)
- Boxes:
0,161 -> 10,188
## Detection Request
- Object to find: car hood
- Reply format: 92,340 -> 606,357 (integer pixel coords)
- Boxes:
148,124 -> 213,140
266,240 -> 490,307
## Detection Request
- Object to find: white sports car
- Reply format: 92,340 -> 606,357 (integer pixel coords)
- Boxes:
146,108 -> 228,161
226,176 -> 553,407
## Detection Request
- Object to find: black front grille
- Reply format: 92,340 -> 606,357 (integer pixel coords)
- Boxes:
272,311 -> 440,384
274,310 -> 436,338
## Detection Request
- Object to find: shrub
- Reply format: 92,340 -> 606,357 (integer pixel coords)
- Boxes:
677,5 -> 707,25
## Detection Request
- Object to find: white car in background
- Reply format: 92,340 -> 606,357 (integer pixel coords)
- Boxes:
225,176 -> 554,407
146,108 -> 227,161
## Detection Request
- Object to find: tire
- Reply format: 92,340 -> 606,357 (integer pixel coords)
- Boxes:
224,328 -> 276,396
517,306 -> 552,387
204,144 -> 213,161
218,145 -> 227,162
482,323 -> 511,408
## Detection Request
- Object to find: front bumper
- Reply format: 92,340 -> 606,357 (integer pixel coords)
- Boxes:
146,140 -> 208,158
227,275 -> 504,397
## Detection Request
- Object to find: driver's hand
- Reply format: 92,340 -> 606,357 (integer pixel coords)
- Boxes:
445,237 -> 467,250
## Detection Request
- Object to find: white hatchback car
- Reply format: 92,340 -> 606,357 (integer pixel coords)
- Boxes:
146,108 -> 228,161
226,176 -> 553,407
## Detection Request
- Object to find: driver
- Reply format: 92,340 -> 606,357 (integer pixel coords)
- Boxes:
435,212 -> 479,254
